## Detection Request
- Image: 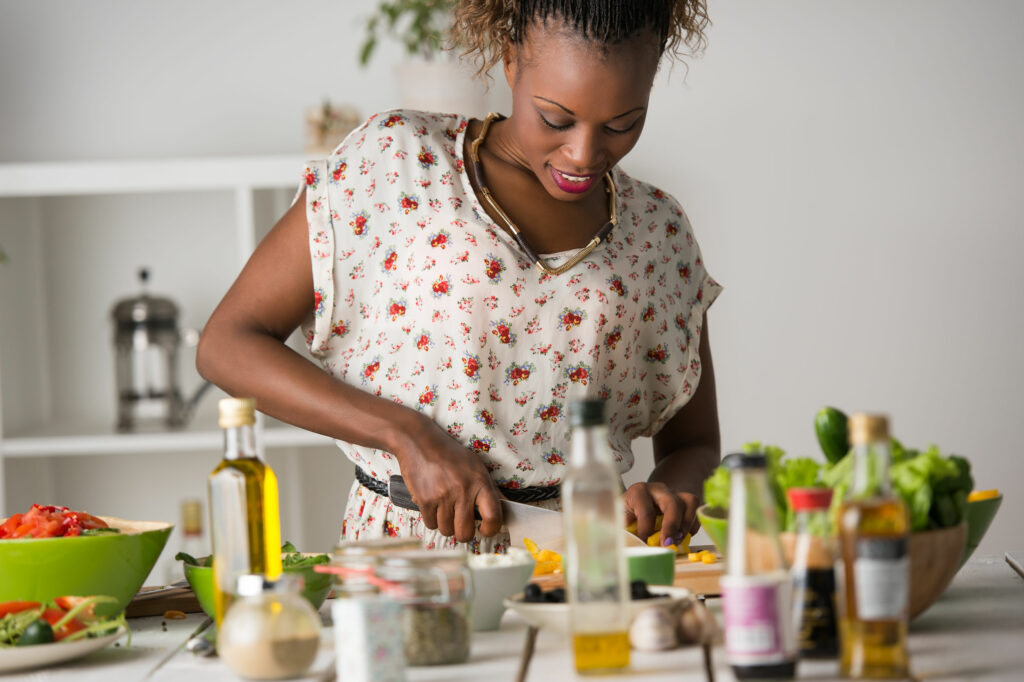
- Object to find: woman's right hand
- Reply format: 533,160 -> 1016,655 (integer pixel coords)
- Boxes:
394,414 -> 503,543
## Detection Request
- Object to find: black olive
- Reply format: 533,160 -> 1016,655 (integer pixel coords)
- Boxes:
16,619 -> 55,646
523,583 -> 543,602
545,588 -> 566,603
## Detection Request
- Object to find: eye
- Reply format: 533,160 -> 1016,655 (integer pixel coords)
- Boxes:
606,119 -> 642,135
538,113 -> 572,131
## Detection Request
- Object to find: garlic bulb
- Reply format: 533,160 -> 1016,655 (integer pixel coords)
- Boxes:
677,600 -> 718,645
629,606 -> 679,651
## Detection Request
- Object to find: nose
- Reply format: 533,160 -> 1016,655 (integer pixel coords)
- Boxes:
561,125 -> 607,173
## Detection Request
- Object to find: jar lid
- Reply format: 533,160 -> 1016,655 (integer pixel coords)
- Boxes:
848,413 -> 890,445
569,399 -> 605,427
333,536 -> 423,558
379,548 -> 467,569
722,452 -> 766,470
787,487 -> 833,511
219,397 -> 256,428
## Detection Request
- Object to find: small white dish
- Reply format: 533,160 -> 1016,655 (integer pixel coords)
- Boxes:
0,626 -> 128,673
503,585 -> 693,634
468,547 -> 536,631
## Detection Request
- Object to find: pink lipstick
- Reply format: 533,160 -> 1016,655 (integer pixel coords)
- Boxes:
548,166 -> 599,194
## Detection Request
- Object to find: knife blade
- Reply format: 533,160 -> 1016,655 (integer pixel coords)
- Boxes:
387,475 -> 646,549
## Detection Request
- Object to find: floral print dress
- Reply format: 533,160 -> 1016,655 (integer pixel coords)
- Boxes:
299,109 -> 722,552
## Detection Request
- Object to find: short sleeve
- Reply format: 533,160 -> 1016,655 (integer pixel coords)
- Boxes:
645,207 -> 723,436
299,159 -> 336,357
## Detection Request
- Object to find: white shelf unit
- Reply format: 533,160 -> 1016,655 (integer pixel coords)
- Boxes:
0,155 -> 335,515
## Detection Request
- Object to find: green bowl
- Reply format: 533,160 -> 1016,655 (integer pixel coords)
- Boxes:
696,504 -> 728,556
183,556 -> 332,619
625,546 -> 676,585
962,494 -> 1003,566
0,517 -> 173,617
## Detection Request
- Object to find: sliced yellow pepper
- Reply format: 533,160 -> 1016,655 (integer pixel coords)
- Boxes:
968,489 -> 1000,502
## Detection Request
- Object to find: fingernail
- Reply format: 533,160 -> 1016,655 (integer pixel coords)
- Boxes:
662,537 -> 674,547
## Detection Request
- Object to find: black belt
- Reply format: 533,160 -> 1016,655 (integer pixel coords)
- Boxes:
355,466 -> 560,510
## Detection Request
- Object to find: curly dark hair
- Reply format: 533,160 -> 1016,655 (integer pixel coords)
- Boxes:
450,0 -> 709,78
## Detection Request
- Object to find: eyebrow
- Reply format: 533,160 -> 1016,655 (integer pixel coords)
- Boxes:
534,96 -> 645,120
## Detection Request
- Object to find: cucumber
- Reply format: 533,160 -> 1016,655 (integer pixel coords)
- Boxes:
815,406 -> 849,464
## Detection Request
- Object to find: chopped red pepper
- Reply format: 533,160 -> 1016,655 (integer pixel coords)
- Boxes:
41,607 -> 86,641
54,596 -> 101,623
0,601 -> 41,617
0,504 -> 109,539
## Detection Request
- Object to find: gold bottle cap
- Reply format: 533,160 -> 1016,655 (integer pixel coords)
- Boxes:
848,413 -> 890,445
181,498 -> 203,535
218,397 -> 256,428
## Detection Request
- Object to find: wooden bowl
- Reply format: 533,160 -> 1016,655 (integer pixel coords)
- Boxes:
697,504 -> 966,620
908,522 -> 966,619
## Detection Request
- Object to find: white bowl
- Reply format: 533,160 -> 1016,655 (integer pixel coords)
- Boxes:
503,585 -> 693,634
468,547 -> 536,631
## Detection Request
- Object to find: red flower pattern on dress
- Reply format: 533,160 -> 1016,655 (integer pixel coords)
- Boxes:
350,211 -> 369,237
308,110 -> 721,553
430,230 -> 450,248
417,146 -> 437,168
387,299 -> 406,320
462,354 -> 481,382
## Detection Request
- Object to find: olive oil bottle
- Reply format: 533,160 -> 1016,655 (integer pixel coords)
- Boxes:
208,397 -> 282,624
563,399 -> 630,673
836,413 -> 910,678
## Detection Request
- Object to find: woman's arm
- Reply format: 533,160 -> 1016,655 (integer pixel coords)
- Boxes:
623,315 -> 721,546
196,193 -> 502,542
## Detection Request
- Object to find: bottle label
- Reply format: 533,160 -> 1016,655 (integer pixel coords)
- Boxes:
853,538 -> 908,620
721,575 -> 796,665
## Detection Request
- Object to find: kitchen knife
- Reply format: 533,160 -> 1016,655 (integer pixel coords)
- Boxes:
387,475 -> 646,549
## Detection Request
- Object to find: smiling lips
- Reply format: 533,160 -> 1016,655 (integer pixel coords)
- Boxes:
549,166 -> 600,194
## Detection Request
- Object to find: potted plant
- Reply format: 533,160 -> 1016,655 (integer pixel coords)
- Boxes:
358,0 -> 487,116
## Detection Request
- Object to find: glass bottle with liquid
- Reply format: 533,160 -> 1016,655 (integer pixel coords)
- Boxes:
208,397 -> 283,624
562,398 -> 630,673
788,487 -> 839,658
721,452 -> 797,680
836,413 -> 910,678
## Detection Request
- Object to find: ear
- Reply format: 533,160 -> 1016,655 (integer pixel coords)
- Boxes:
502,42 -> 519,87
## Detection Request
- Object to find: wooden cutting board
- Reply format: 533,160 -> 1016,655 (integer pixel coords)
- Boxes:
125,585 -> 202,619
529,545 -> 723,596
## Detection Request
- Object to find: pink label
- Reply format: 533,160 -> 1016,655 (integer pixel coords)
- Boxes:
721,575 -> 794,665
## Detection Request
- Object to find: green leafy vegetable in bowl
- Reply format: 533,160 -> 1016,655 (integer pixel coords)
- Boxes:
178,542 -> 332,618
703,409 -> 974,534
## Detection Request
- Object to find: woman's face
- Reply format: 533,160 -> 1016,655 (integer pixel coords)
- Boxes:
503,20 -> 661,201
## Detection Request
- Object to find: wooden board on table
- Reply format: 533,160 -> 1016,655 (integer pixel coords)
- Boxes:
125,586 -> 202,619
529,545 -> 723,596
672,546 -> 723,596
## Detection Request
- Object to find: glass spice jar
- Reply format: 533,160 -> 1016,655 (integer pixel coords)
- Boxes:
217,574 -> 322,680
375,549 -> 473,666
331,536 -> 424,599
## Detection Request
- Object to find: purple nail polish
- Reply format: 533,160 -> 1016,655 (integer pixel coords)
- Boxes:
662,537 -> 674,547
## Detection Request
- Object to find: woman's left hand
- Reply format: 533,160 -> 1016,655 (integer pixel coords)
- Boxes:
623,482 -> 700,547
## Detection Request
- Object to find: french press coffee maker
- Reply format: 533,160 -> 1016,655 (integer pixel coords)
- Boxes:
111,268 -> 210,431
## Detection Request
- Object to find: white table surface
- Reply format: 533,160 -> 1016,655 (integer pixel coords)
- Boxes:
5,554 -> 1022,682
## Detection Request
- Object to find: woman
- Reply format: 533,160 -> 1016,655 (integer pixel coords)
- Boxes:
196,0 -> 720,552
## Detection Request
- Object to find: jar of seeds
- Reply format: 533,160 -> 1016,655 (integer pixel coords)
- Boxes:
375,549 -> 472,666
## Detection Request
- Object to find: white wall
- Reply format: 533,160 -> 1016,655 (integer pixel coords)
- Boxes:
2,1 -> 1021,556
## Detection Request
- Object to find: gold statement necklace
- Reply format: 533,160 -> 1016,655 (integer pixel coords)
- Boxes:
466,112 -> 617,276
